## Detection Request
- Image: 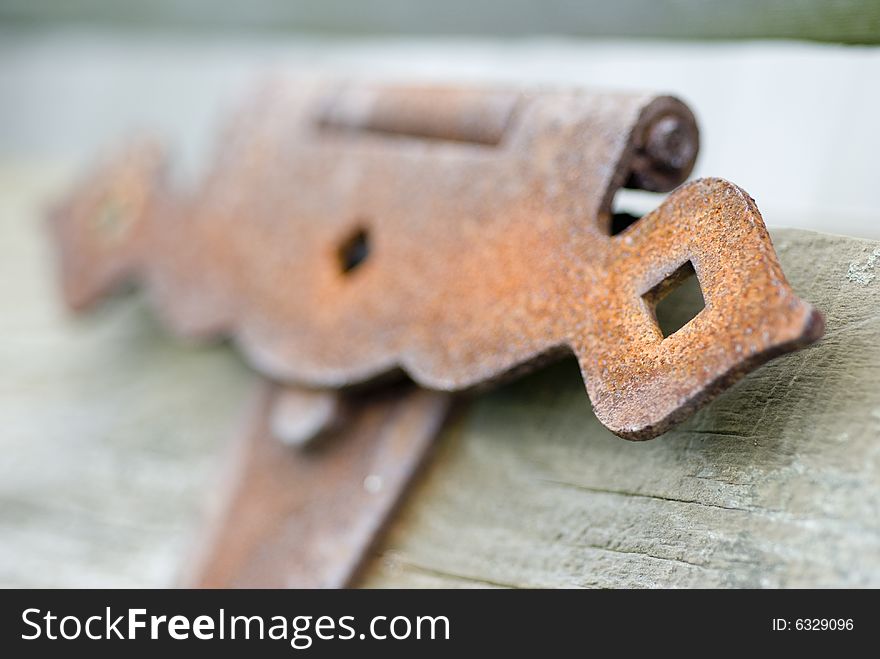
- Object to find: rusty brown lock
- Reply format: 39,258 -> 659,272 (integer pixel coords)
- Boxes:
48,83 -> 825,587
49,82 -> 822,440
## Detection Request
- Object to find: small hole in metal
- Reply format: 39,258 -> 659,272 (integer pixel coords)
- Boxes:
90,197 -> 132,245
644,260 -> 705,338
338,227 -> 370,275
610,212 -> 641,236
606,189 -> 661,236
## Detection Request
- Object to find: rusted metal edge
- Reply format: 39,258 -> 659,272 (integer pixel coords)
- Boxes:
48,82 -> 822,439
183,382 -> 452,588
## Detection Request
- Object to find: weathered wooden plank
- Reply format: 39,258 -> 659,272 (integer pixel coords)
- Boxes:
360,230 -> 880,588
0,163 -> 255,587
3,1 -> 880,44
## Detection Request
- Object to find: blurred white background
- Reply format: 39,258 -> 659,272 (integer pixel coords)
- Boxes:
2,28 -> 879,238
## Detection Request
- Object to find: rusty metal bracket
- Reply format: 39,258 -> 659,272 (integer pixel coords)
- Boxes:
186,383 -> 450,588
49,82 -> 822,439
48,81 -> 826,588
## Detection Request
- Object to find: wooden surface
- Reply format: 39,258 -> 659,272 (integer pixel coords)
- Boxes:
0,163 -> 255,587
3,1 -> 880,44
2,163 -> 879,588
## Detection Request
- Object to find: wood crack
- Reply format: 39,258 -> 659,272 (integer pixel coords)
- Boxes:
543,479 -> 750,512
391,559 -> 521,589
572,542 -> 710,569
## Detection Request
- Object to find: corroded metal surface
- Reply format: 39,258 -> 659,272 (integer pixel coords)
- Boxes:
270,387 -> 345,447
187,383 -> 451,588
49,82 -> 822,439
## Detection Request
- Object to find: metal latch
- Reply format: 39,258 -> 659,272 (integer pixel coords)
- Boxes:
49,82 -> 824,586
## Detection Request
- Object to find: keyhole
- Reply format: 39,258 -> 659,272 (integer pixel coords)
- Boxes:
338,227 -> 370,275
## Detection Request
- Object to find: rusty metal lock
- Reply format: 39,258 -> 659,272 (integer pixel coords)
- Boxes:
48,82 -> 823,586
